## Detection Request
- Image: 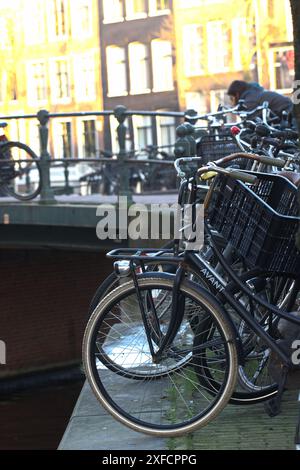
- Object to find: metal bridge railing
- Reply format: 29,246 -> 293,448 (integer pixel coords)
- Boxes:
0,106 -> 198,204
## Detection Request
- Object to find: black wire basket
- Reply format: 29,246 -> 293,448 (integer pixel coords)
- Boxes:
197,134 -> 241,163
207,172 -> 300,275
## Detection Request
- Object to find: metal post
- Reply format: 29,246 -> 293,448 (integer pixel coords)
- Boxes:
114,105 -> 132,203
63,160 -> 72,195
174,123 -> 196,158
37,109 -> 56,204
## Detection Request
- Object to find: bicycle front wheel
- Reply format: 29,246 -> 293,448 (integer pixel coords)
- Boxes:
0,141 -> 42,201
83,274 -> 238,437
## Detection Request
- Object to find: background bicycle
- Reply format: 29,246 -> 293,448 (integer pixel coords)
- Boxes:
0,122 -> 41,201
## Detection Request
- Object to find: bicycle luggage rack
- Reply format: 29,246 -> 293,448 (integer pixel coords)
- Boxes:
106,248 -> 182,263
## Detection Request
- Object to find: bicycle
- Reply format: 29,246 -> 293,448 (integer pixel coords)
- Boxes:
0,122 -> 42,201
83,151 -> 300,436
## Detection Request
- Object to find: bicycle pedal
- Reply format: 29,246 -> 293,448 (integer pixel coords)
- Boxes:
264,398 -> 282,417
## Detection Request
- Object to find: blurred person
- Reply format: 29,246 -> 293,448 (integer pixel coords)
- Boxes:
227,80 -> 295,124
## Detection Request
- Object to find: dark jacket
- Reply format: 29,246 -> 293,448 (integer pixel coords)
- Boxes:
240,86 -> 294,117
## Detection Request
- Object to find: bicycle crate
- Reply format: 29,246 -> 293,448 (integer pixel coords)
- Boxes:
197,134 -> 240,163
207,172 -> 300,275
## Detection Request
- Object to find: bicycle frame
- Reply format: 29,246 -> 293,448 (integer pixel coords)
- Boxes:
108,238 -> 300,370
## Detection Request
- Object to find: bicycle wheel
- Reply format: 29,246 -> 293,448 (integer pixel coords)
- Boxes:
83,274 -> 238,437
0,141 -> 42,201
194,270 -> 300,405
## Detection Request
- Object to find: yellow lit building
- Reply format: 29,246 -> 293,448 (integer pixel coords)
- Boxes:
0,0 -> 103,159
173,0 -> 294,114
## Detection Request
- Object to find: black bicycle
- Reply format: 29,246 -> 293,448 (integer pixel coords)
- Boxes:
0,122 -> 42,201
83,152 -> 300,437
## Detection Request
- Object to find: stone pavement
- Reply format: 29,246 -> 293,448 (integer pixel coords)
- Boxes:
59,381 -> 300,451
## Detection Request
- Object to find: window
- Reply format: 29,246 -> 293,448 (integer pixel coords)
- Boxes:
126,0 -> 147,20
210,89 -> 231,112
231,18 -> 248,71
53,121 -> 73,158
156,115 -> 176,149
103,0 -> 124,23
285,0 -> 294,42
9,119 -> 26,143
129,43 -> 150,94
77,119 -> 97,158
7,70 -> 17,102
51,59 -> 71,102
72,0 -> 93,37
28,62 -> 47,103
0,72 -> 5,102
270,48 -> 294,92
207,21 -> 229,73
152,40 -> 173,91
106,46 -> 128,97
49,0 -> 69,40
149,0 -> 171,15
24,0 -> 45,44
74,53 -> 96,101
0,18 -> 11,49
185,92 -> 207,114
182,25 -> 204,77
29,122 -> 41,156
132,116 -> 153,150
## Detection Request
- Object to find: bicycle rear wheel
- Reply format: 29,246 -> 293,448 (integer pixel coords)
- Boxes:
0,141 -> 42,201
83,274 -> 238,437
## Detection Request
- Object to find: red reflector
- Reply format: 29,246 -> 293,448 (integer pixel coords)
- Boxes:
231,126 -> 241,136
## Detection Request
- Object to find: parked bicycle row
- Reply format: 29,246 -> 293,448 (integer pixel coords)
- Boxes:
82,100 -> 300,442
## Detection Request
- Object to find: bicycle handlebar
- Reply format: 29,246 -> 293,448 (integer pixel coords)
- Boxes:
223,168 -> 258,184
174,152 -> 287,182
185,102 -> 272,125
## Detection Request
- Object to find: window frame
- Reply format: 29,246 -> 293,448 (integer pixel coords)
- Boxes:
148,0 -> 171,17
151,39 -> 174,92
125,0 -> 148,21
269,45 -> 294,94
103,0 -> 124,24
129,42 -> 151,95
27,60 -> 48,106
106,45 -> 128,97
49,57 -> 72,104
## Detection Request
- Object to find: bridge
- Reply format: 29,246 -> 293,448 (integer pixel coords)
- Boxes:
0,106 -> 199,382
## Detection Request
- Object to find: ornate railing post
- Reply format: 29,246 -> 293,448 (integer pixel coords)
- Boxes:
174,123 -> 196,158
37,110 -> 56,204
114,105 -> 132,203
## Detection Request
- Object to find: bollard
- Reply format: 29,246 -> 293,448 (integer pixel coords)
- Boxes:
37,110 -> 57,204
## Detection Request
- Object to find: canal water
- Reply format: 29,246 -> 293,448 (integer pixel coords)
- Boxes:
0,380 -> 84,450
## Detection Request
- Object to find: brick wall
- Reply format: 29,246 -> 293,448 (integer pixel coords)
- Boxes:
0,249 -> 113,378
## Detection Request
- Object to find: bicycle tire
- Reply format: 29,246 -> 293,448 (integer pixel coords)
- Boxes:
83,274 -> 238,437
0,141 -> 42,201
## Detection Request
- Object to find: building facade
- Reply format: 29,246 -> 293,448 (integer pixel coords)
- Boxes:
0,0 -> 104,159
173,0 -> 294,115
0,0 -> 296,157
99,0 -> 180,152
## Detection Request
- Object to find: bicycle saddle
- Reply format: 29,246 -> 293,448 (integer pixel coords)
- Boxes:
279,171 -> 300,187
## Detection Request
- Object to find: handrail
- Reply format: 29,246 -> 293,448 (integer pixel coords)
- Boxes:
0,106 -> 197,204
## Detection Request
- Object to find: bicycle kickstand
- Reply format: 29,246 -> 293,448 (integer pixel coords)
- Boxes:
264,366 -> 289,418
